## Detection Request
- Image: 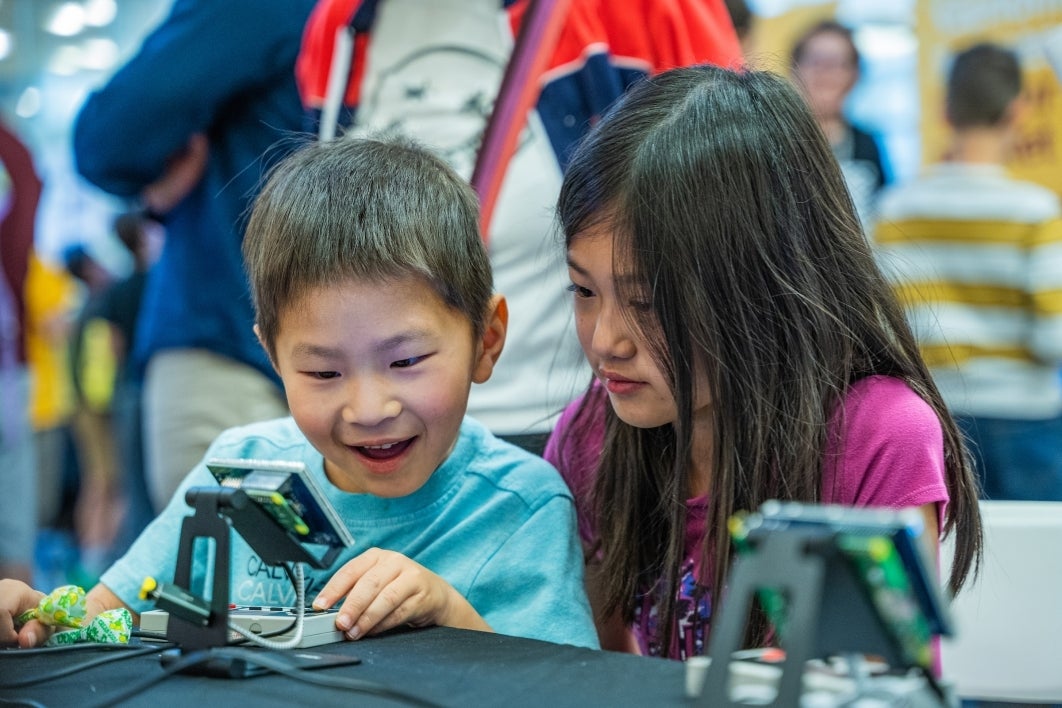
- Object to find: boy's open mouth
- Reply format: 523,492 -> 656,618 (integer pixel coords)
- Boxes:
354,438 -> 415,460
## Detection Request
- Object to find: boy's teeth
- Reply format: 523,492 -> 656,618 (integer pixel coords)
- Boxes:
366,443 -> 394,450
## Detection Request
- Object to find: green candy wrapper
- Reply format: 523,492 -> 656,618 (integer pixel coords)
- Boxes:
46,609 -> 133,646
16,585 -> 87,628
16,585 -> 132,646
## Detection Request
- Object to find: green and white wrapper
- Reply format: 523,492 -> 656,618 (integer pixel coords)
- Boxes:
16,584 -> 132,645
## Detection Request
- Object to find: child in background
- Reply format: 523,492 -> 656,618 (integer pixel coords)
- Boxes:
546,64 -> 983,660
875,42 -> 1062,502
2,136 -> 597,650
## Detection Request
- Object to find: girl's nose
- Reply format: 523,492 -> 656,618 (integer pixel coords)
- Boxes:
590,306 -> 637,361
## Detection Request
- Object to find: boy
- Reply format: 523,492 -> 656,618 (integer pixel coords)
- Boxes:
1,136 -> 598,649
875,42 -> 1062,501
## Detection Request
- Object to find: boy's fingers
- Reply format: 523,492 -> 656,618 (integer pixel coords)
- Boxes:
19,619 -> 50,648
0,580 -> 46,644
337,561 -> 403,636
345,575 -> 419,639
361,596 -> 417,637
0,614 -> 15,645
312,549 -> 381,609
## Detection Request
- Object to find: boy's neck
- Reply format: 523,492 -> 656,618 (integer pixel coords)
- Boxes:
947,126 -> 1011,165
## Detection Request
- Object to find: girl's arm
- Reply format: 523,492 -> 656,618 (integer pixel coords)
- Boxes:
584,561 -> 639,654
917,502 -> 941,566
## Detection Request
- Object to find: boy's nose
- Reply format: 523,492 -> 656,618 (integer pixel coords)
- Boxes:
340,381 -> 401,427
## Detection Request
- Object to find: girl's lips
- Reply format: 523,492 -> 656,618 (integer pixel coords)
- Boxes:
602,375 -> 645,395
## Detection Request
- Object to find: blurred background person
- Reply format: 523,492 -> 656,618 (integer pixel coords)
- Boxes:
724,0 -> 756,59
23,252 -> 80,587
875,42 -> 1062,501
790,19 -> 890,229
0,117 -> 42,584
72,0 -> 316,509
62,242 -> 120,584
95,212 -> 163,557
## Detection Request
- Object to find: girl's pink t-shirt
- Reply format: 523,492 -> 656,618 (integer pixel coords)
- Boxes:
544,375 -> 949,660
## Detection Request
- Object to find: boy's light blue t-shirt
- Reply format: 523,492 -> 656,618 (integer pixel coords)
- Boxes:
102,416 -> 599,649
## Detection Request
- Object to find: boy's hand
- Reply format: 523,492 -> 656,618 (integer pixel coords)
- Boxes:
312,548 -> 491,640
0,579 -> 48,647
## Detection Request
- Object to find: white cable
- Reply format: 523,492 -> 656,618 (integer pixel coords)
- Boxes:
227,563 -> 306,650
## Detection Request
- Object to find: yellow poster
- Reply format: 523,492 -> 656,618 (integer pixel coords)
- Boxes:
916,1 -> 1062,194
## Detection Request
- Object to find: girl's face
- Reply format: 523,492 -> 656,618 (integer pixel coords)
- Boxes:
566,224 -> 680,429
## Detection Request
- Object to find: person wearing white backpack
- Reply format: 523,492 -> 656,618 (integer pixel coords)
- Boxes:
295,0 -> 744,454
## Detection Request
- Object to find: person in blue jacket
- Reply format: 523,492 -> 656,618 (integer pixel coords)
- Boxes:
72,0 -> 316,512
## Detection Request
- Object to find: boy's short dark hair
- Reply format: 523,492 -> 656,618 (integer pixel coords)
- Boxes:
243,135 -> 493,359
946,42 -> 1021,129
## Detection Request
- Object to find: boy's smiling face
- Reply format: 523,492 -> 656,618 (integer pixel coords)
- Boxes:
267,275 -> 505,497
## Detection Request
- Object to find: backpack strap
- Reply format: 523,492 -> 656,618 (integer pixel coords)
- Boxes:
470,0 -> 572,238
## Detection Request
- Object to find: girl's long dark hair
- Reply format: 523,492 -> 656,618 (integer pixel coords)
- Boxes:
557,65 -> 982,651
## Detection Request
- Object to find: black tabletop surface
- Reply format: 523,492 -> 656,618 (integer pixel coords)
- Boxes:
0,626 -> 692,707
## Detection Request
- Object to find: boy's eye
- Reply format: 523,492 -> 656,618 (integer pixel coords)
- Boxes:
566,282 -> 594,299
310,371 -> 340,380
391,355 -> 427,369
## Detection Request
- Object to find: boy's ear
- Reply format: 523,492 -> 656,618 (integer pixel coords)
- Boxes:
1002,93 -> 1028,129
253,323 -> 280,374
471,294 -> 508,384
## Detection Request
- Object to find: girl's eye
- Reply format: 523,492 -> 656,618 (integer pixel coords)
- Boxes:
310,371 -> 340,380
391,355 -> 427,369
566,283 -> 594,298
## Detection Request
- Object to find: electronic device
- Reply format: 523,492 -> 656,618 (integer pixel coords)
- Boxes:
749,500 -> 953,648
206,458 -> 355,550
151,468 -> 353,652
703,501 -> 953,707
140,606 -> 346,649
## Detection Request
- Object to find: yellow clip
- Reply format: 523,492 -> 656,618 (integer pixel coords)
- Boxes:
139,576 -> 158,601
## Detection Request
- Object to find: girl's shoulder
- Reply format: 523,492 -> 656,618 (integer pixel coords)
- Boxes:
841,375 -> 939,436
825,375 -> 947,507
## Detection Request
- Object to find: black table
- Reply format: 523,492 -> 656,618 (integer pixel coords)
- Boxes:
0,626 -> 691,707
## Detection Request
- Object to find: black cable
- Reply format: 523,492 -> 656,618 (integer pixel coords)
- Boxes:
0,644 -> 161,688
81,649 -> 214,708
229,562 -> 301,644
920,664 -> 949,706
89,647 -> 444,708
0,640 -> 165,657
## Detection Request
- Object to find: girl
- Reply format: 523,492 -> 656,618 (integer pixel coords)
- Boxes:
545,64 -> 983,661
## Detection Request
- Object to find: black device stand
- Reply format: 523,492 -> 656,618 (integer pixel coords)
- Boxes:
700,526 -> 905,706
165,486 -> 340,651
